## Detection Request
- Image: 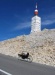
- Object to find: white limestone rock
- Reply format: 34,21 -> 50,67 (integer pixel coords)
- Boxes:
0,29 -> 55,67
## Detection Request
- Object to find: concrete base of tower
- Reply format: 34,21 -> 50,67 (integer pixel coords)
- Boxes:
30,31 -> 41,35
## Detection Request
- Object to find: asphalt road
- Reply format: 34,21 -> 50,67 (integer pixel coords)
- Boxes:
0,54 -> 55,75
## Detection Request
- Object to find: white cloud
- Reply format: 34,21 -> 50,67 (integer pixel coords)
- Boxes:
42,13 -> 55,25
12,13 -> 55,31
42,20 -> 55,25
13,22 -> 31,31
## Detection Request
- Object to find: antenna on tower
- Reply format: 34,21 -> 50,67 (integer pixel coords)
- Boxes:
36,3 -> 37,9
34,3 -> 38,15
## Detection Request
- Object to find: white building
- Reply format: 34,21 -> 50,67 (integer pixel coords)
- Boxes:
31,4 -> 41,33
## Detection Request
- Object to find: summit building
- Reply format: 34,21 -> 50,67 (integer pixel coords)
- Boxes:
31,4 -> 41,33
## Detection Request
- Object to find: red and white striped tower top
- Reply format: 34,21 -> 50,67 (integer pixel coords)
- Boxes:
34,3 -> 38,15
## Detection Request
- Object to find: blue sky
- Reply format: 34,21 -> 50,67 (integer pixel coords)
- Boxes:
0,0 -> 55,41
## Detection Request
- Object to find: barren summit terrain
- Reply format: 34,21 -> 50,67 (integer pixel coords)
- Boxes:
0,29 -> 55,67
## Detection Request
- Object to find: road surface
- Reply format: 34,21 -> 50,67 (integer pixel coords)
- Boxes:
0,53 -> 55,75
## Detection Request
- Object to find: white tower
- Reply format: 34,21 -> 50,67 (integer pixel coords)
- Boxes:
31,4 -> 41,33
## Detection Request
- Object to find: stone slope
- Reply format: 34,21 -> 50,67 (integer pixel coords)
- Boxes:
0,29 -> 55,67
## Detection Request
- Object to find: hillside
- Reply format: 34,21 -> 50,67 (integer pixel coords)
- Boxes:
0,29 -> 55,67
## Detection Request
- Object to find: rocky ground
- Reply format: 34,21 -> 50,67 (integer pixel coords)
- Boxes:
0,29 -> 55,67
